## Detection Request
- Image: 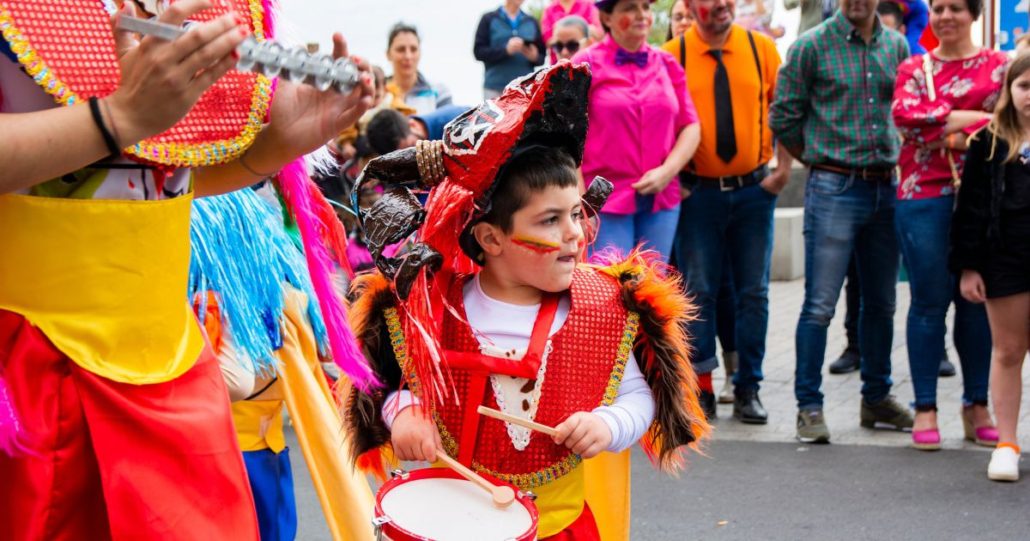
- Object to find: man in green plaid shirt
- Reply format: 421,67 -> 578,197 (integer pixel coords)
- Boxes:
769,0 -> 913,445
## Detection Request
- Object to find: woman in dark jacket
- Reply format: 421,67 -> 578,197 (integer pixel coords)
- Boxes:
950,53 -> 1030,483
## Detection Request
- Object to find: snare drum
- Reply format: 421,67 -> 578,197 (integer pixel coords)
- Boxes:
373,468 -> 539,541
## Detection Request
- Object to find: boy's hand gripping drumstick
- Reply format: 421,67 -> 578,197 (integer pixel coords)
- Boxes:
477,405 -> 560,438
434,450 -> 515,508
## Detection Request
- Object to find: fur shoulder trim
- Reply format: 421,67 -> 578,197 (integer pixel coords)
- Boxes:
347,272 -> 396,343
594,250 -> 711,472
344,272 -> 400,480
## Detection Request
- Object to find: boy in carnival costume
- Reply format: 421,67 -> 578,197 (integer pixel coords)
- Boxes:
0,0 -> 376,538
345,62 -> 709,540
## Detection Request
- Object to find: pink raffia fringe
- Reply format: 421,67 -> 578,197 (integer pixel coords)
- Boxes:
276,159 -> 378,391
261,0 -> 276,38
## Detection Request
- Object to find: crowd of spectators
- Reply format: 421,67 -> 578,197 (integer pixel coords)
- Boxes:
321,0 -> 1029,482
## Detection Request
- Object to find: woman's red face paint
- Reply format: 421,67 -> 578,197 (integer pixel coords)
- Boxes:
512,236 -> 561,255
618,15 -> 632,31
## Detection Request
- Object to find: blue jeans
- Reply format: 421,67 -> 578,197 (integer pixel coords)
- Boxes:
675,183 -> 777,388
795,169 -> 899,410
716,252 -> 737,353
595,197 -> 680,263
895,196 -> 991,408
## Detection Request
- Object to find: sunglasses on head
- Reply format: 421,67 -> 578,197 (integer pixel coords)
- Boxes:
549,40 -> 581,54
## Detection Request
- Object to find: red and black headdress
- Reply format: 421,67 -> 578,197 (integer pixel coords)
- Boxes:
352,62 -> 613,407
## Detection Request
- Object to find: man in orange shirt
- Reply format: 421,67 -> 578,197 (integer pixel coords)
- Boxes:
663,0 -> 791,424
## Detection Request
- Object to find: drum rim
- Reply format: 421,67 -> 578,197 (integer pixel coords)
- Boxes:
374,467 -> 540,541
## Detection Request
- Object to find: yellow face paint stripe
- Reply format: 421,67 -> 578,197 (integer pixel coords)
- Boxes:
512,235 -> 560,254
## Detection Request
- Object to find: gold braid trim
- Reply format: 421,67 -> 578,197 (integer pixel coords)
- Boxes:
0,1 -> 271,168
603,311 -> 639,406
383,307 -> 640,490
384,307 -> 421,398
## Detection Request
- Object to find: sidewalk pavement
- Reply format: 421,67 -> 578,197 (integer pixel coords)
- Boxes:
290,278 -> 1030,541
711,278 -> 1030,449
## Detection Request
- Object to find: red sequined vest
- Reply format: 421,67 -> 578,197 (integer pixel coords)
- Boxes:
396,267 -> 639,490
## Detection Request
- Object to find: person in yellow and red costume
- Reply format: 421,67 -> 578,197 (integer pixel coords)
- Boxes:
0,1 -> 379,539
344,62 -> 710,540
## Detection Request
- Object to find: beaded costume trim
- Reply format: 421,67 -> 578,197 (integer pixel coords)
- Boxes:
384,306 -> 641,490
0,1 -> 271,168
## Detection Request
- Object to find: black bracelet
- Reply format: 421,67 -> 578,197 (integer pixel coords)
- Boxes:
88,97 -> 121,158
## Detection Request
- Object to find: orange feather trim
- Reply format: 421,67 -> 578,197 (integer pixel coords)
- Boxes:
594,249 -> 711,473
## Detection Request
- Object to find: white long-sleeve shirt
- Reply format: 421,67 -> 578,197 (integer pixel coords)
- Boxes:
383,275 -> 654,452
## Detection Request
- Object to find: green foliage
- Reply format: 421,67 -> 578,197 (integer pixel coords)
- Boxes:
650,0 -> 677,45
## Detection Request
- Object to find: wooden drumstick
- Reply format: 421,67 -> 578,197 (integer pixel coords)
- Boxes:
477,406 -> 560,438
435,450 -> 515,509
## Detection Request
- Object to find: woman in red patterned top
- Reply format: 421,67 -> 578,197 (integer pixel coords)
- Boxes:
890,0 -> 1008,452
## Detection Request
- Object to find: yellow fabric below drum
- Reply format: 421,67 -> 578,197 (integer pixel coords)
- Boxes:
0,193 -> 205,384
584,450 -> 631,541
531,463 -> 587,538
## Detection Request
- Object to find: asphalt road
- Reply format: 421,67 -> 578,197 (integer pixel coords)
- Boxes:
287,429 -> 1028,540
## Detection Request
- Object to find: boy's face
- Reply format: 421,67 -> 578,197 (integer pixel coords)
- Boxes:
477,185 -> 585,294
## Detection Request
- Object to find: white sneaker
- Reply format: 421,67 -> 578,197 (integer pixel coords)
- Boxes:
718,372 -> 735,404
987,447 -> 1020,482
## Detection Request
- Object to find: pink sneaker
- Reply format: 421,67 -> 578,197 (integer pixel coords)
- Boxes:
912,429 -> 942,451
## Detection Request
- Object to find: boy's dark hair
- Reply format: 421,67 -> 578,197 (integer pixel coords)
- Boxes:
876,1 -> 904,22
366,109 -> 411,156
480,145 -> 579,232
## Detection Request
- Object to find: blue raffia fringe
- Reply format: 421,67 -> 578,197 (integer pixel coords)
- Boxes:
188,188 -> 330,372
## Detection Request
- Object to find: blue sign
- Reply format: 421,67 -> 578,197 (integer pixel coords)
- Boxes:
999,0 -> 1028,50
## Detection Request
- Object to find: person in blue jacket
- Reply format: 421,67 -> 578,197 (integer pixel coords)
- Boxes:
474,0 -> 546,99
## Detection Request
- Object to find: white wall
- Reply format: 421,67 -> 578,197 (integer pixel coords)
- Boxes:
280,0 -> 504,106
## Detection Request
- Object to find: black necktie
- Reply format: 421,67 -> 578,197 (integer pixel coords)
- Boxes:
710,49 -> 737,163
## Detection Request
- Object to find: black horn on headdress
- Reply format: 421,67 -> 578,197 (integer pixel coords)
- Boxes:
351,141 -> 450,298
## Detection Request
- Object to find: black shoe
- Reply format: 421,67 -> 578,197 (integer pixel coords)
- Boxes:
699,391 -> 717,421
939,355 -> 957,377
829,347 -> 860,374
733,388 -> 768,424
